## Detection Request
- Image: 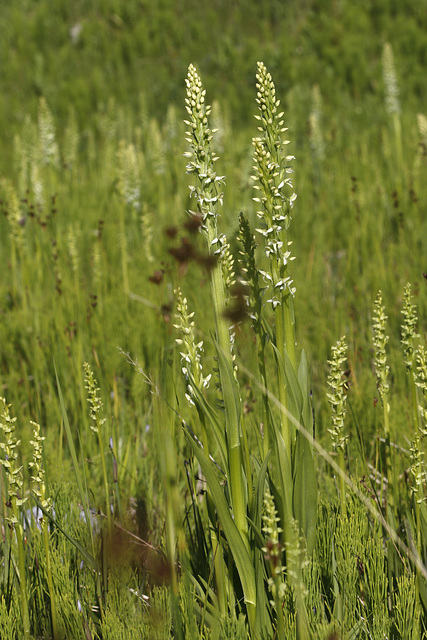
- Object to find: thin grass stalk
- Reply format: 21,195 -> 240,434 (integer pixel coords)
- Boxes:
41,518 -> 58,638
54,364 -> 101,615
29,420 -> 59,640
0,469 -> 11,597
157,358 -> 184,640
15,520 -> 30,639
83,362 -> 112,537
120,209 -> 129,296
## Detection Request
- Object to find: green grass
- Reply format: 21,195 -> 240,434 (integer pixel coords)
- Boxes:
1,1 -> 427,638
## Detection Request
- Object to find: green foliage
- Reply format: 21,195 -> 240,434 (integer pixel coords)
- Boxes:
0,1 -> 427,638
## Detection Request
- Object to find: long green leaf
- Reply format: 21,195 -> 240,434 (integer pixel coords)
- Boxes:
214,338 -> 242,451
186,371 -> 227,468
271,342 -> 302,425
213,338 -> 249,556
251,452 -> 270,528
248,448 -> 272,638
293,430 -> 317,555
297,349 -> 312,436
270,424 -> 293,542
185,431 -> 257,610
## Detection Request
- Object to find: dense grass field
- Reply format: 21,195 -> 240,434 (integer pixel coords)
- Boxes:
1,1 -> 427,638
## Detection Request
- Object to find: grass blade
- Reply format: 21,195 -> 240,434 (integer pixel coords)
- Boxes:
54,362 -> 92,539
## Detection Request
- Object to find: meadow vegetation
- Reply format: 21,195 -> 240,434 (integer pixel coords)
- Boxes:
0,1 -> 427,638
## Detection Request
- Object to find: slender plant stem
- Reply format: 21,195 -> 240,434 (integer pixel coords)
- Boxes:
15,520 -> 30,640
207,218 -> 249,554
42,520 -> 59,640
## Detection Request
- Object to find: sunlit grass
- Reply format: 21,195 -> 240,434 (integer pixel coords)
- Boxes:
0,41 -> 426,638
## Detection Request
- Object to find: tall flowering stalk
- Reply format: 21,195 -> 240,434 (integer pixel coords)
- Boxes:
83,362 -> 112,535
0,398 -> 30,640
174,287 -> 212,408
184,64 -> 249,557
251,61 -> 297,450
373,292 -> 390,434
401,283 -> 420,429
262,488 -> 286,639
372,291 -> 393,503
174,287 -> 212,446
415,346 -> 427,439
117,140 -> 142,214
38,97 -> 59,168
327,337 -> 349,513
409,345 -> 427,605
184,64 -> 229,356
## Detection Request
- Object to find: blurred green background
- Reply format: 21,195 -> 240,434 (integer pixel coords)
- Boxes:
2,0 -> 427,154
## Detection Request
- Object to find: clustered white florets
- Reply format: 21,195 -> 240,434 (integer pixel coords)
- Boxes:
174,288 -> 211,407
251,62 -> 297,306
184,64 -> 225,226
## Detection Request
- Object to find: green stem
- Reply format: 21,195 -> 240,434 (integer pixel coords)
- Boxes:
284,294 -> 297,372
97,429 -> 112,536
42,520 -> 59,640
256,334 -> 271,456
410,370 -> 421,433
120,209 -> 129,295
15,520 -> 30,640
199,412 -> 227,616
275,302 -> 290,452
392,111 -> 403,186
414,498 -> 421,608
338,449 -> 346,515
274,576 -> 285,640
382,394 -> 394,509
207,225 -> 248,552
